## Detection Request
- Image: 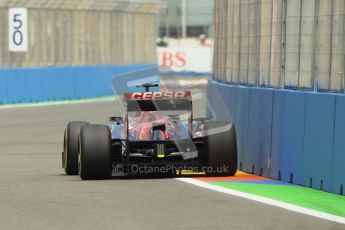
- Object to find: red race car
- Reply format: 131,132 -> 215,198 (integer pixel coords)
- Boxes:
62,83 -> 237,180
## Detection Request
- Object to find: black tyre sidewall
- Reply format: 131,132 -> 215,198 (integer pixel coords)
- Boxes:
64,121 -> 88,175
79,124 -> 112,180
202,121 -> 238,176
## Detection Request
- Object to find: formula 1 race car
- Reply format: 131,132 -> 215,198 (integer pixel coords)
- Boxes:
62,83 -> 237,180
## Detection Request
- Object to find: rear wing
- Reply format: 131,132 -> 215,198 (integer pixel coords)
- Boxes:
124,91 -> 192,112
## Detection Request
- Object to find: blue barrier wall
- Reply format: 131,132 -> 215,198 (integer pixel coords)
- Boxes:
332,96 -> 345,195
303,93 -> 336,191
247,88 -> 274,177
271,90 -> 306,185
0,64 -> 156,104
209,81 -> 345,195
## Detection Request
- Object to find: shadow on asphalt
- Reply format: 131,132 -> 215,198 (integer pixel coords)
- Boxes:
57,173 -> 205,180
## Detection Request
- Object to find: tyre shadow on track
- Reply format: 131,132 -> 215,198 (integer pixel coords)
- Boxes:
56,173 -> 206,180
108,170 -> 207,180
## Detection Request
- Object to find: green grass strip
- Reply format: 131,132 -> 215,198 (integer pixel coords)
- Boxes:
211,182 -> 345,217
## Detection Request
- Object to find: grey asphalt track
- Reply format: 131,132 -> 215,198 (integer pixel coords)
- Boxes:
0,86 -> 344,229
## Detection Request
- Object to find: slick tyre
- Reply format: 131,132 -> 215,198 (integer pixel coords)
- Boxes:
202,121 -> 238,176
78,124 -> 112,180
63,121 -> 88,175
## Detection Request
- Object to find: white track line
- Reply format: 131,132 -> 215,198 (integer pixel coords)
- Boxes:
0,97 -> 117,110
176,178 -> 345,225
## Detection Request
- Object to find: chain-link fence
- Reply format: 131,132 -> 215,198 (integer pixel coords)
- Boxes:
0,0 -> 162,68
213,0 -> 345,93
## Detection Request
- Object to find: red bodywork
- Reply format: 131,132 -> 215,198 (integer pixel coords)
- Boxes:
127,112 -> 175,140
123,91 -> 192,141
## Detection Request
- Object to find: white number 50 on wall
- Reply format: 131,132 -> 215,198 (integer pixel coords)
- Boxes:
9,8 -> 28,52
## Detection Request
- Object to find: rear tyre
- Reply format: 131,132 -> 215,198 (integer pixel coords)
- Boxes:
79,124 -> 112,180
201,121 -> 237,176
63,121 -> 88,175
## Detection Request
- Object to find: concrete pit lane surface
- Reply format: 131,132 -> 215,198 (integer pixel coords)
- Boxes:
0,77 -> 344,230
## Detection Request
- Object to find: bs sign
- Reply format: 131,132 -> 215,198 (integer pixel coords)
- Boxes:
8,8 -> 28,52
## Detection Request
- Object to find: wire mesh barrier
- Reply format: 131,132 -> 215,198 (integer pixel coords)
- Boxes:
0,0 -> 162,68
213,0 -> 345,93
